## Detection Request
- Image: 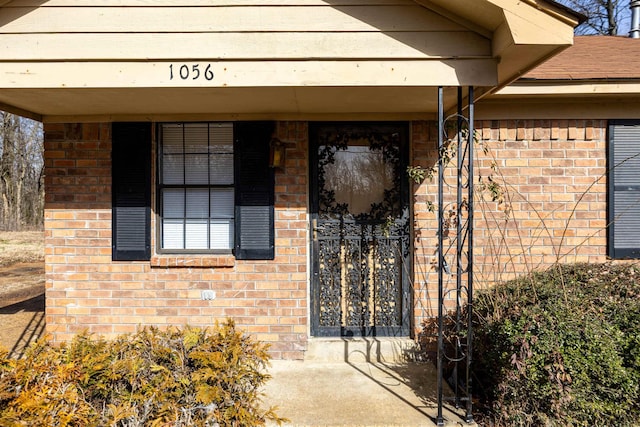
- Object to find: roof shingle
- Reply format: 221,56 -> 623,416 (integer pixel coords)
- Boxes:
523,36 -> 640,80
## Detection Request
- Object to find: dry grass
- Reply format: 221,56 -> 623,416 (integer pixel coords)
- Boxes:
0,231 -> 44,268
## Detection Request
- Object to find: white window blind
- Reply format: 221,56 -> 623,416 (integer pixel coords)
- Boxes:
160,122 -> 234,251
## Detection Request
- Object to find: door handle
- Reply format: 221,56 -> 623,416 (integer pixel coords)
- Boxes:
312,218 -> 324,240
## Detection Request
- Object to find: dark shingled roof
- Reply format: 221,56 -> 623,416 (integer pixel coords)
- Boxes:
523,35 -> 640,80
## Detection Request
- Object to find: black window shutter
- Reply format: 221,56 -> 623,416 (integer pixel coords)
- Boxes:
112,122 -> 152,261
609,120 -> 640,259
234,122 -> 275,260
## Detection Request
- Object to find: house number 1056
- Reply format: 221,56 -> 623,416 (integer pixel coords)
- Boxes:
169,64 -> 214,81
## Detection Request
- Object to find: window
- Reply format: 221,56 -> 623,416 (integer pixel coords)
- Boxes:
159,123 -> 235,251
608,120 -> 640,259
112,121 -> 275,261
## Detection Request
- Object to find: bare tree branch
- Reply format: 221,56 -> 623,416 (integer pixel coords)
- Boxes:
558,0 -> 628,35
0,111 -> 44,230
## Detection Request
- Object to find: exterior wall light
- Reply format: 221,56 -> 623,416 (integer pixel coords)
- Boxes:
269,137 -> 286,168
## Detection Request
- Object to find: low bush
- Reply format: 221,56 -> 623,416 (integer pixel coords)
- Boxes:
0,320 -> 283,427
472,262 -> 640,426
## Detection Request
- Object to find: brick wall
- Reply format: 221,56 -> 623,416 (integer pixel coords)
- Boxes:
44,119 -> 609,357
411,119 -> 608,330
474,119 -> 607,280
44,122 -> 309,360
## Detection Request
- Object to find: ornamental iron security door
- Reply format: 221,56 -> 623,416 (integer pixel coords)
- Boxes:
310,123 -> 411,337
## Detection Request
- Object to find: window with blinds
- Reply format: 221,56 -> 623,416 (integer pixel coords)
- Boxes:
608,120 -> 640,259
159,122 -> 235,251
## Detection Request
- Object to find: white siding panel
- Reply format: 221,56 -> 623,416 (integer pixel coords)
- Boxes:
0,32 -> 490,60
0,5 -> 468,33
7,0 -> 416,5
0,1 -> 500,116
0,60 -> 498,88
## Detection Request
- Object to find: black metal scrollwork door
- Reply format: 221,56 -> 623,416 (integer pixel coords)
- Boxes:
310,123 -> 410,337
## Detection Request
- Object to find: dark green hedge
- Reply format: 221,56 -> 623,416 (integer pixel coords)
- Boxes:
472,263 -> 640,426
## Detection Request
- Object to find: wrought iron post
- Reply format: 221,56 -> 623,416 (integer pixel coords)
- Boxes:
466,86 -> 475,424
436,86 -> 445,427
436,86 -> 475,425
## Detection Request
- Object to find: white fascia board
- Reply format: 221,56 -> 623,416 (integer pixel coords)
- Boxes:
496,81 -> 640,97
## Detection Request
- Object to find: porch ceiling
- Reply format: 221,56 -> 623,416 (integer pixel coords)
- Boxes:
0,86 -> 454,123
0,0 -> 580,122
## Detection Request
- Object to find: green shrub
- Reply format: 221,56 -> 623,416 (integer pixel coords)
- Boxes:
472,263 -> 640,426
0,320 -> 283,427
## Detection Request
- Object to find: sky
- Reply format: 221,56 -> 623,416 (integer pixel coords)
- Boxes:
555,0 -> 633,35
616,3 -> 633,34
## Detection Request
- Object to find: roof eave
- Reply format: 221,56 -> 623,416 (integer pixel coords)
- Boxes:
422,0 -> 581,101
493,79 -> 640,97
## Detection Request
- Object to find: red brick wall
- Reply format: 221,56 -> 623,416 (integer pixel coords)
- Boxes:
44,122 -> 309,359
411,119 -> 608,328
474,119 -> 607,277
44,119 -> 609,357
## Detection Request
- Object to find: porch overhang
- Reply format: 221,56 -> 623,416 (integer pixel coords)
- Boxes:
0,0 -> 580,123
476,81 -> 640,120
0,60 -> 496,123
416,0 -> 580,90
477,36 -> 640,119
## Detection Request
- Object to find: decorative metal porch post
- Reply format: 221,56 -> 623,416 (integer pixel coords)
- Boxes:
436,85 -> 445,426
436,86 -> 475,426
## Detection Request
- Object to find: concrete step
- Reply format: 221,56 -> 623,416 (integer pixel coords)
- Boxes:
304,337 -> 421,364
262,360 -> 475,427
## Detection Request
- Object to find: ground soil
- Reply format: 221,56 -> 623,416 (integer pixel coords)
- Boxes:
0,293 -> 45,358
0,231 -> 45,357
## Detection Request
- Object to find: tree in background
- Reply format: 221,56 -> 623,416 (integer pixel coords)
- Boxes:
0,112 -> 44,230
557,0 -> 632,35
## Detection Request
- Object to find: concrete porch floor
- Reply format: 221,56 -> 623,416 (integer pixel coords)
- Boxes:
261,359 -> 475,427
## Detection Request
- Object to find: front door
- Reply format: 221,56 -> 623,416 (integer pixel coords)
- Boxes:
310,123 -> 411,337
